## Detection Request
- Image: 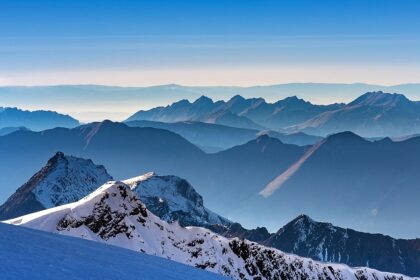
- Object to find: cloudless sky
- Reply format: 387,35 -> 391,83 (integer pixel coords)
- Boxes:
1,0 -> 420,85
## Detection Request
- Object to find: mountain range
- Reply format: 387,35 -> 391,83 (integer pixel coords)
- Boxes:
127,91 -> 420,137
2,152 -> 419,276
0,121 -> 304,224
294,92 -> 420,137
214,215 -> 420,277
0,107 -> 79,131
5,83 -> 420,122
126,94 -> 342,131
2,120 -> 420,237
4,179 -> 415,280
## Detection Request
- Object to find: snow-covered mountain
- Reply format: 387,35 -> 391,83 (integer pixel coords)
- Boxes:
123,172 -> 231,227
5,181 -> 416,280
0,152 -> 112,220
0,223 -> 226,280
0,152 -> 229,227
262,215 -> 420,277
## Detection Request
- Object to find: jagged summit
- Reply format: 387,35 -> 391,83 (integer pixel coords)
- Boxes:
289,214 -> 314,224
265,214 -> 420,276
123,172 -> 231,227
193,95 -> 214,105
276,95 -> 307,105
228,94 -> 246,102
0,152 -> 112,220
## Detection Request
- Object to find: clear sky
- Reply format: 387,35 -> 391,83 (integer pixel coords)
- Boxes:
1,0 -> 420,86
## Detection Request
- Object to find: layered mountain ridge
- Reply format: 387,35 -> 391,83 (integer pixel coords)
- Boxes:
3,120 -> 420,237
126,94 -> 342,131
125,119 -> 322,152
126,91 -> 420,137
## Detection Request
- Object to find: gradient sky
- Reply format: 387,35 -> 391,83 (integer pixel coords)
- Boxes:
1,0 -> 420,86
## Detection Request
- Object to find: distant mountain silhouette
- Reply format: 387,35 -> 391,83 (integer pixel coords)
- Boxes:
125,120 -> 322,152
10,83 -> 420,122
295,91 -> 420,137
0,107 -> 79,131
242,96 -> 343,128
126,95 -> 341,130
127,91 -> 420,137
0,126 -> 28,136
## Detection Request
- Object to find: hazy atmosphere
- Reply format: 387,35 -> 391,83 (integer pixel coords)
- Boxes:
2,1 -> 420,280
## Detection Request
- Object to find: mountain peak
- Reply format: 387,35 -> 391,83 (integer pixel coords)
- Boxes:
324,131 -> 368,144
349,91 -> 411,107
294,213 -> 313,221
276,95 -> 308,106
48,151 -> 66,163
123,173 -> 231,227
172,99 -> 191,106
193,95 -> 213,105
0,153 -> 112,220
228,94 -> 246,102
255,134 -> 283,146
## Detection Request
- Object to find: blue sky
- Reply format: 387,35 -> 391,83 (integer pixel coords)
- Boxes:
1,0 -> 420,85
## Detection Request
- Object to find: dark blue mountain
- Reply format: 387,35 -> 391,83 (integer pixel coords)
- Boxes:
0,107 -> 79,131
125,120 -> 322,152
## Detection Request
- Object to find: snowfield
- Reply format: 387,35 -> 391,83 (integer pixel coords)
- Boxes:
4,180 -> 418,280
0,222 -> 226,280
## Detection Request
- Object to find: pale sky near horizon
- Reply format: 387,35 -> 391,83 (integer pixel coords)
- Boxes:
1,0 -> 420,86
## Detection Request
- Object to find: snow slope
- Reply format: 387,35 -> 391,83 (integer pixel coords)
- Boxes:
0,222 -> 226,280
5,181 -> 416,280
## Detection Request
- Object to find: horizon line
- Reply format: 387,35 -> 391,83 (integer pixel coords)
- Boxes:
2,81 -> 420,88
